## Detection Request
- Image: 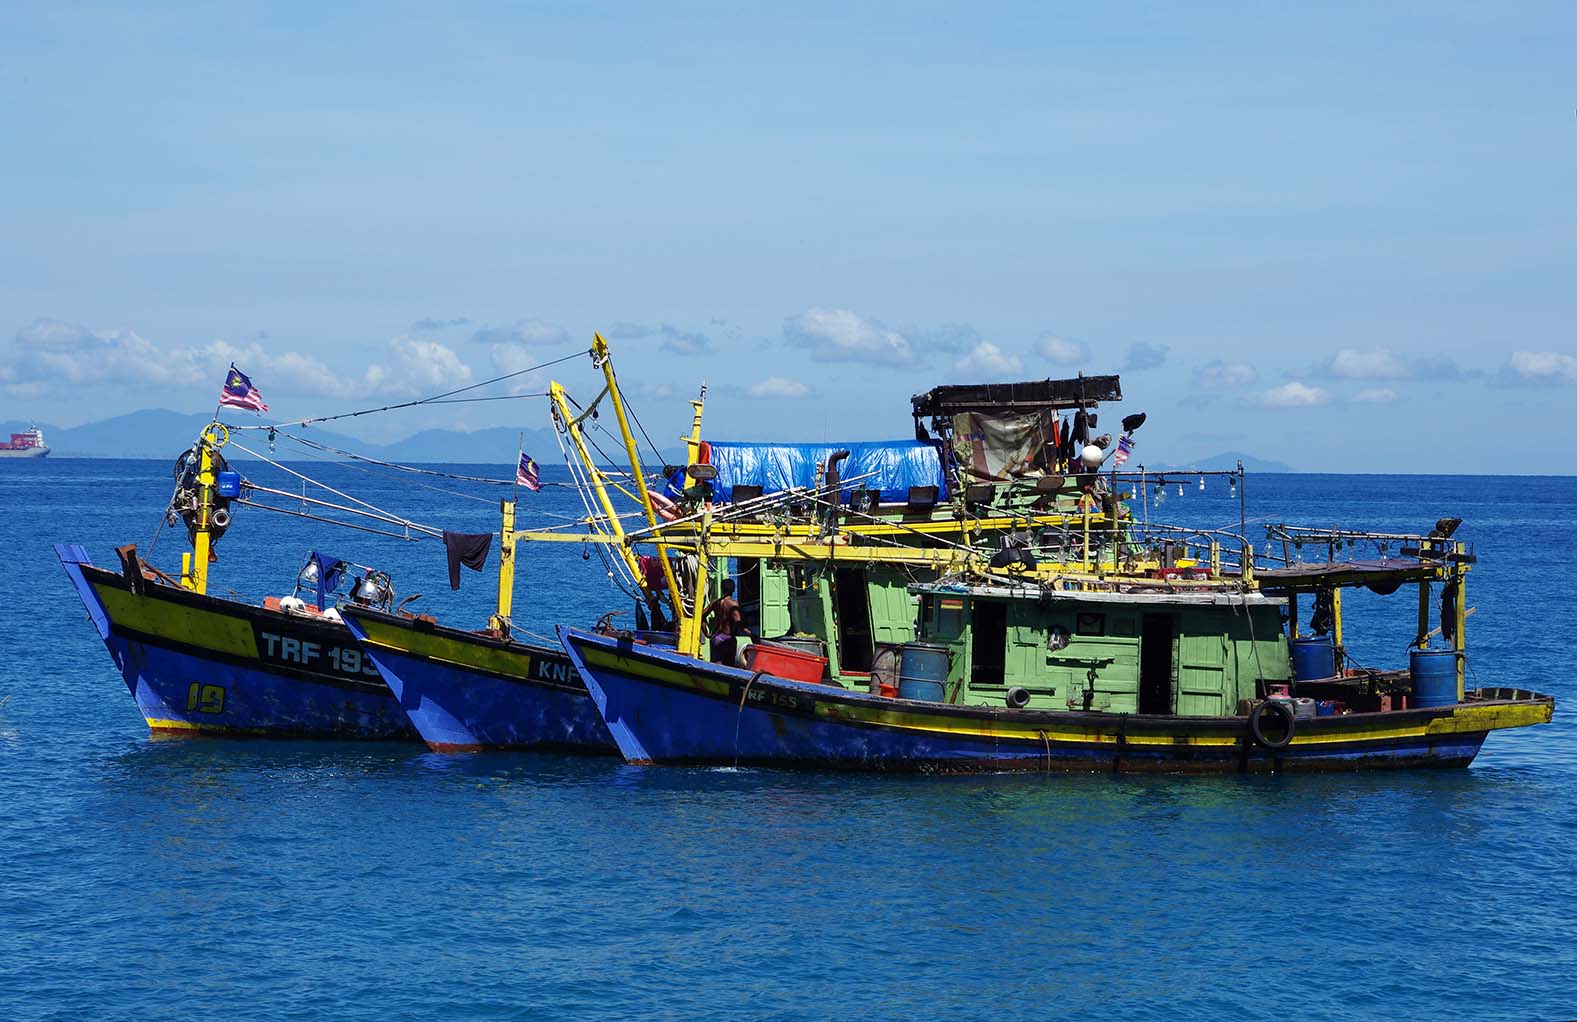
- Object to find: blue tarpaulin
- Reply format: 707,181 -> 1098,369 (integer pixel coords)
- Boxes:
671,440 -> 948,504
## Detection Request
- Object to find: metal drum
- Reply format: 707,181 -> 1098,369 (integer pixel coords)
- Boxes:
870,644 -> 900,695
898,642 -> 950,702
1410,649 -> 1461,708
1291,636 -> 1336,681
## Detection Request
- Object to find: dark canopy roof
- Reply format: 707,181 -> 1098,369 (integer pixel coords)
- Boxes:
911,375 -> 1122,418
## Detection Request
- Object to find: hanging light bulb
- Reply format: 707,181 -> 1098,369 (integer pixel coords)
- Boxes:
1177,483 -> 1183,497
1229,478 -> 1237,499
1198,477 -> 1205,492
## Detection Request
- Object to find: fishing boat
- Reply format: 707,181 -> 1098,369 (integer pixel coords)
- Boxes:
57,542 -> 418,739
560,383 -> 1555,774
341,340 -> 1138,753
56,418 -> 583,741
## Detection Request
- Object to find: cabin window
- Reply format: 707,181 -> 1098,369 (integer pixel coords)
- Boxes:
971,599 -> 1008,687
1076,611 -> 1105,636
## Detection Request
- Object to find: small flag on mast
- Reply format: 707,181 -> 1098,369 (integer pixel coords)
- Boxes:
218,364 -> 269,413
516,453 -> 541,492
1112,434 -> 1134,468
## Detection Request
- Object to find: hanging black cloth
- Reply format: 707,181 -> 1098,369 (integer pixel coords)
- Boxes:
1310,586 -> 1334,636
442,531 -> 493,590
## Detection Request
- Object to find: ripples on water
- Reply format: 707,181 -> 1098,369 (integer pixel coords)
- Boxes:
2,462 -> 1573,1020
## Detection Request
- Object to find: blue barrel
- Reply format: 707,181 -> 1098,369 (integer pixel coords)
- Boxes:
1410,649 -> 1461,708
898,642 -> 950,702
1291,636 -> 1336,681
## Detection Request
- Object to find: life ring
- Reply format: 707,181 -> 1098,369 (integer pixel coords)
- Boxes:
1249,700 -> 1296,750
649,491 -> 681,521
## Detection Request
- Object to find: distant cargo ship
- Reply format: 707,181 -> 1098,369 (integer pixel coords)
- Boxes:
0,426 -> 49,458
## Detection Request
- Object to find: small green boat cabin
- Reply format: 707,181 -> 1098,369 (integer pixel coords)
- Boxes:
911,582 -> 1290,715
730,559 -> 1291,716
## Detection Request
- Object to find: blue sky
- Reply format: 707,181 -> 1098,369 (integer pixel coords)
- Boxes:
2,2 -> 1573,471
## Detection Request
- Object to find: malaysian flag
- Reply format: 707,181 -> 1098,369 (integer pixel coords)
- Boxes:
1112,433 -> 1135,468
218,364 -> 268,413
516,453 -> 541,492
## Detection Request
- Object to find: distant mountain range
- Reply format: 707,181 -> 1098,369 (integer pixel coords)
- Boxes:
3,412 -> 1294,472
1152,451 -> 1292,473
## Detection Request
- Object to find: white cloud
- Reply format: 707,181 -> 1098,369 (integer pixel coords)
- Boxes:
3,318 -> 471,402
1036,334 -> 1087,365
1125,342 -> 1168,371
1193,360 -> 1257,388
748,377 -> 809,398
1258,381 -> 1332,407
1351,387 -> 1398,403
655,324 -> 712,356
783,308 -> 914,364
1326,348 -> 1409,379
1505,350 -> 1577,384
952,341 -> 1022,376
384,337 -> 471,395
911,324 -> 980,353
470,319 -> 572,347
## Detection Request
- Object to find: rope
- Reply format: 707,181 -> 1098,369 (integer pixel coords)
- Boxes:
277,436 -> 499,506
233,498 -> 425,541
229,438 -> 443,538
224,349 -> 587,430
553,422 -> 641,599
616,366 -> 668,468
282,435 -> 521,485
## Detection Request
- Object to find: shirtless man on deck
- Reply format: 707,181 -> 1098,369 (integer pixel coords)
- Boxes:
702,579 -> 748,667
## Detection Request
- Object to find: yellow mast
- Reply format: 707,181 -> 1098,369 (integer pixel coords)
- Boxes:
181,422 -> 227,595
549,380 -> 645,584
681,385 -> 710,657
589,333 -> 695,651
489,499 -> 516,634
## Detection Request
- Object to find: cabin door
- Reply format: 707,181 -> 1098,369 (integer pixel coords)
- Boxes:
1139,614 -> 1175,715
832,568 -> 873,672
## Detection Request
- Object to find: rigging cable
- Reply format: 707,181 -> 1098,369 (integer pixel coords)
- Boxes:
228,438 -> 443,539
224,349 -> 588,430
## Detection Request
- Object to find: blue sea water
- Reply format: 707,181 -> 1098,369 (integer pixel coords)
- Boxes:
3,458 -> 1575,1021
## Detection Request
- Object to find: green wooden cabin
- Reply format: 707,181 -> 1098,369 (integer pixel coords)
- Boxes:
728,559 -> 1291,716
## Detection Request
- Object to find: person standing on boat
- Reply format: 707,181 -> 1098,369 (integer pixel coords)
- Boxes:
703,579 -> 748,666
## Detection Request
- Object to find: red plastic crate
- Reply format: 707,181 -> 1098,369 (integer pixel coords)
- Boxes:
744,642 -> 828,683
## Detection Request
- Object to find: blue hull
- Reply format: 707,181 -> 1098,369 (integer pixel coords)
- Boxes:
341,609 -> 613,754
57,544 -> 417,740
561,629 -> 1501,774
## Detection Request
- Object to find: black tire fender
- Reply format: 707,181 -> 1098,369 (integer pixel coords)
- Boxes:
1250,699 -> 1296,750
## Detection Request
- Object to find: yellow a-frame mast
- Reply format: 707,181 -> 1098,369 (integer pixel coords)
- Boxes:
540,335 -> 707,652
589,334 -> 702,654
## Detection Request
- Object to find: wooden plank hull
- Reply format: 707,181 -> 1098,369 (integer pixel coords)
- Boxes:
341,608 -> 611,754
561,629 -> 1553,774
55,544 -> 417,740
